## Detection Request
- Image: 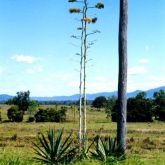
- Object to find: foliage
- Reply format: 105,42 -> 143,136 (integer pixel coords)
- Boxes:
68,0 -> 77,2
91,135 -> 124,164
112,92 -> 153,122
92,96 -> 107,109
27,100 -> 38,117
33,128 -> 76,164
7,106 -> 23,122
6,91 -> 30,112
69,8 -> 81,13
28,116 -> 35,122
34,106 -> 67,122
153,90 -> 165,121
127,93 -> 153,122
105,96 -> 117,118
95,3 -> 104,9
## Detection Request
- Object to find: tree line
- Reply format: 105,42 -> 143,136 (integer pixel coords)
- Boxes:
92,90 -> 165,122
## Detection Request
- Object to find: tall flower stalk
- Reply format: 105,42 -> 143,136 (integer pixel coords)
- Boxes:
68,0 -> 104,151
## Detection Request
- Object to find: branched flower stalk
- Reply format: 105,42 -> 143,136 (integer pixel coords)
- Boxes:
68,0 -> 104,151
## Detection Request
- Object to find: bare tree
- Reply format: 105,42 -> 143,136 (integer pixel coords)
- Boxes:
117,0 -> 128,153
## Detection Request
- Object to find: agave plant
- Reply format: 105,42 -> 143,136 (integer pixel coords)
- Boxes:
91,136 -> 122,162
33,128 -> 76,164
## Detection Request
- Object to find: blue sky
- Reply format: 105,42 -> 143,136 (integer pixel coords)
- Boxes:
0,0 -> 164,96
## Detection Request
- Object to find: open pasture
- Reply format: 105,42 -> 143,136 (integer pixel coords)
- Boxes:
0,104 -> 165,164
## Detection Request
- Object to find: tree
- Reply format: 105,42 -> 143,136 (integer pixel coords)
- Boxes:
117,0 -> 128,153
127,93 -> 153,122
92,96 -> 107,109
112,92 -> 154,122
7,91 -> 30,112
153,90 -> 165,121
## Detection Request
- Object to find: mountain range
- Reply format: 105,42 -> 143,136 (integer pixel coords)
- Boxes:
0,86 -> 164,102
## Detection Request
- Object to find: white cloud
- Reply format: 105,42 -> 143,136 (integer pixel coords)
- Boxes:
127,75 -> 165,92
148,76 -> 165,87
26,66 -> 43,74
67,76 -> 117,94
138,58 -> 149,64
128,66 -> 148,75
11,55 -> 37,63
95,76 -> 107,81
56,73 -> 73,81
68,80 -> 79,87
88,79 -> 117,93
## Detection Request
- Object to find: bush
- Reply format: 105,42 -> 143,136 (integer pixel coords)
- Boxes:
92,96 -> 107,109
127,97 -> 153,122
7,106 -> 23,122
111,92 -> 153,122
35,107 -> 67,122
28,116 -> 35,122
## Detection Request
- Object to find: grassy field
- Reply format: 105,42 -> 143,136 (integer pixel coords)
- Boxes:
0,104 -> 165,164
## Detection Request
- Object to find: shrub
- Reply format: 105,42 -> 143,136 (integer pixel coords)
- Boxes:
92,96 -> 107,109
126,97 -> 153,122
7,106 -> 23,122
27,100 -> 38,116
35,107 -> 67,122
28,116 -> 35,122
111,92 -> 153,122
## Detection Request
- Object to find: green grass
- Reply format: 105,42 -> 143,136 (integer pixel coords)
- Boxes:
0,104 -> 165,164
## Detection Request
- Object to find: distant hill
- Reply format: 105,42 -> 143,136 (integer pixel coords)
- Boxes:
0,94 -> 14,102
0,86 -> 164,102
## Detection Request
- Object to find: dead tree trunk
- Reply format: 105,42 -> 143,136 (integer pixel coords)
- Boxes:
117,0 -> 128,153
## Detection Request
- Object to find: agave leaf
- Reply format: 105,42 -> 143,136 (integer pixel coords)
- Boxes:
60,146 -> 77,163
112,138 -> 117,153
54,128 -> 63,157
60,138 -> 73,156
34,156 -> 51,164
33,142 -> 50,159
33,128 -> 75,164
86,137 -> 95,153
48,129 -> 55,155
91,135 -> 120,162
38,134 -> 51,155
61,131 -> 72,149
98,138 -> 106,160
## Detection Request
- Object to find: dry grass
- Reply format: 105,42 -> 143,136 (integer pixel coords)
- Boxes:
0,104 -> 165,164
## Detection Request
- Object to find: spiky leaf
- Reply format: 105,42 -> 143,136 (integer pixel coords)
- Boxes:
33,128 -> 76,164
